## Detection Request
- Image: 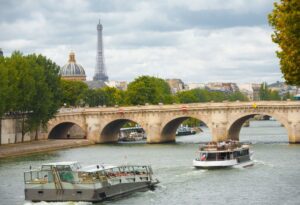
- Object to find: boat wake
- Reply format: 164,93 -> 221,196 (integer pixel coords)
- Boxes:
253,159 -> 274,167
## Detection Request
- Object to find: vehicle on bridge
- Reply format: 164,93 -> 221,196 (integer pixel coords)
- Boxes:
193,141 -> 254,169
24,161 -> 159,202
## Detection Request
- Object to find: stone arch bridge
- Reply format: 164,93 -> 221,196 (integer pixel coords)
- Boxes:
42,101 -> 300,144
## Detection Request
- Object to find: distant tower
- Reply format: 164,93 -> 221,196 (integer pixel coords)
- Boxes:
0,48 -> 3,57
93,20 -> 108,81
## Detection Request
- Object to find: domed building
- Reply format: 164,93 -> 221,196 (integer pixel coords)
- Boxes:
60,52 -> 86,81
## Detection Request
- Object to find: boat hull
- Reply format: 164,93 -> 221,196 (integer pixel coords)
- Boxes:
25,181 -> 158,202
193,159 -> 254,169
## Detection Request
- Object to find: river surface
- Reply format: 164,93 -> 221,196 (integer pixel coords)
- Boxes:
0,120 -> 299,205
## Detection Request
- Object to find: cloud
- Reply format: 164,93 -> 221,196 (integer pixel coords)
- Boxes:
0,0 -> 282,83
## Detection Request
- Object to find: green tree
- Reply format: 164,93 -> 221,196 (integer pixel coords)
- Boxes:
228,91 -> 249,101
126,76 -> 173,105
10,52 -> 36,141
33,54 -> 62,121
175,90 -> 198,103
268,0 -> 300,86
176,88 -> 248,103
60,80 -> 88,106
102,87 -> 126,106
0,57 -> 8,116
84,89 -> 106,107
282,91 -> 292,100
0,51 -> 62,142
25,54 -> 62,139
259,83 -> 281,100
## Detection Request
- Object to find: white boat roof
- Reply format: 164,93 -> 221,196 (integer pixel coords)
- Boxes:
79,164 -> 118,172
42,161 -> 79,166
120,127 -> 143,131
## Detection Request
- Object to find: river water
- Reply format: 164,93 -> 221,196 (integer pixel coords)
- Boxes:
0,120 -> 299,205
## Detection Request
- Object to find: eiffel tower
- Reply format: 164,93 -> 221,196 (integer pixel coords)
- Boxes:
93,20 -> 108,81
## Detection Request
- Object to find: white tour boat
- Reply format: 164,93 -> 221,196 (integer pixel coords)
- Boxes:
193,140 -> 254,169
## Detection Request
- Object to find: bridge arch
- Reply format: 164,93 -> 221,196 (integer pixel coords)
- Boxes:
160,115 -> 212,142
48,121 -> 86,139
227,112 -> 289,141
99,118 -> 147,143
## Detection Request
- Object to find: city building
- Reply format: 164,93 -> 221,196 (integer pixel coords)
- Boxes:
106,81 -> 128,91
251,83 -> 261,101
205,82 -> 239,93
268,81 -> 299,97
186,83 -> 205,90
165,79 -> 186,93
238,83 -> 255,100
60,51 -> 86,81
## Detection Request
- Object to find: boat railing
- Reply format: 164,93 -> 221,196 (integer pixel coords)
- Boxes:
25,165 -> 153,185
24,170 -> 50,184
195,157 -> 235,162
199,141 -> 243,151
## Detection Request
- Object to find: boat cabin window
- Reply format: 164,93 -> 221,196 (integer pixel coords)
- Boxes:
134,166 -> 148,175
206,153 -> 217,161
41,165 -> 52,171
218,152 -> 231,160
241,149 -> 249,156
233,149 -> 249,157
59,170 -> 75,183
56,165 -> 72,171
24,171 -> 53,183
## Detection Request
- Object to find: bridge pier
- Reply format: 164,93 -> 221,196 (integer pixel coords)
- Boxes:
211,123 -> 229,142
146,122 -> 175,143
288,122 -> 300,144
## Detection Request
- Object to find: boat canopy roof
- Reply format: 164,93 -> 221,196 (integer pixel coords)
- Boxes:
41,161 -> 81,171
198,141 -> 250,153
42,161 -> 79,166
120,127 -> 143,131
78,164 -> 118,172
78,164 -> 150,173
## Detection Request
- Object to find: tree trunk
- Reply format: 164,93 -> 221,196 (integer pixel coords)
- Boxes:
0,118 -> 2,145
14,118 -> 18,143
21,116 -> 25,142
35,127 -> 38,141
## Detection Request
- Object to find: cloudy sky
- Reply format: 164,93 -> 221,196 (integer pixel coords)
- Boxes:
0,0 -> 283,83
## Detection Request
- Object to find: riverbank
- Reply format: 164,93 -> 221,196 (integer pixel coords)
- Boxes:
0,139 -> 94,159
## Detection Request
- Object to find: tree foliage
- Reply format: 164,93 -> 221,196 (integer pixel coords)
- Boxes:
176,89 -> 248,103
102,87 -> 126,106
259,83 -> 281,101
268,0 -> 300,86
126,76 -> 174,105
84,88 -> 106,107
0,51 -> 62,141
60,80 -> 88,107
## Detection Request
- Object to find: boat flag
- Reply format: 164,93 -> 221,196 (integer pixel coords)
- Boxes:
201,153 -> 206,161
